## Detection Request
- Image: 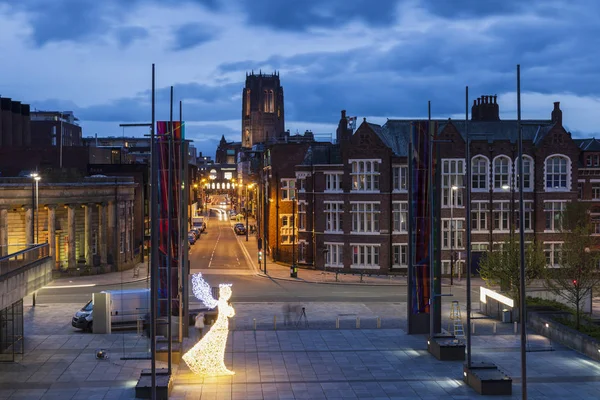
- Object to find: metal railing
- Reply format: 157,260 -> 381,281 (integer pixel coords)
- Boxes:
0,244 -> 50,278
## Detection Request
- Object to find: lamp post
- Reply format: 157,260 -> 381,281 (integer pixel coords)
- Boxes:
291,196 -> 297,278
29,172 -> 40,245
450,185 -> 458,285
245,184 -> 250,242
35,176 -> 40,243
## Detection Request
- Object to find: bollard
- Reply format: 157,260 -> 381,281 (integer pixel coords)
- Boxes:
472,322 -> 475,334
336,317 -> 340,329
274,315 -> 277,330
493,322 -> 497,334
377,317 -> 381,329
253,318 -> 257,331
356,317 -> 360,329
514,321 -> 518,334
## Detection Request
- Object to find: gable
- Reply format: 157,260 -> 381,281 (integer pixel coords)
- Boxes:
350,122 -> 389,151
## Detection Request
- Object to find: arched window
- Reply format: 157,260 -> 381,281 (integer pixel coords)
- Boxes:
493,155 -> 511,190
263,90 -> 268,112
545,155 -> 570,191
514,156 -> 534,191
471,156 -> 489,190
269,90 -> 274,113
245,89 -> 251,116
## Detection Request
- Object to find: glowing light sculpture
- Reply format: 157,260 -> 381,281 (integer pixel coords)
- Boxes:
182,273 -> 235,376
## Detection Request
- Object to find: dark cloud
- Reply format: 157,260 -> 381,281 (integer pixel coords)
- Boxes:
234,0 -> 400,32
115,26 -> 149,47
0,0 -> 222,47
420,0 -> 528,18
171,23 -> 217,51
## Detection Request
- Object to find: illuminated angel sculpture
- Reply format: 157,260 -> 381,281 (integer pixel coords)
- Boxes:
182,273 -> 235,376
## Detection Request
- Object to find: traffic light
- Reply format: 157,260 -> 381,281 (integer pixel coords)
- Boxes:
258,251 -> 263,263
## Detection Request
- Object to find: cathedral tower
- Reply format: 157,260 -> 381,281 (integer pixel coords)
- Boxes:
241,71 -> 285,148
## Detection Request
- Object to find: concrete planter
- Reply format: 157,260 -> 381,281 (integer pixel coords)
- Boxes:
529,311 -> 600,362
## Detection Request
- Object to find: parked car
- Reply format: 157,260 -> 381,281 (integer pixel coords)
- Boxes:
190,228 -> 201,238
188,233 -> 196,245
72,289 -> 150,332
234,223 -> 246,235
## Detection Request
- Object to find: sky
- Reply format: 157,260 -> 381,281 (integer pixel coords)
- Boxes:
1,0 -> 599,158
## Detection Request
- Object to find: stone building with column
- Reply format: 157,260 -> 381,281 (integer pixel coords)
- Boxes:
0,176 -> 138,274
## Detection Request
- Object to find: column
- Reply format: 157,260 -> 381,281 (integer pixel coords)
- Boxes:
25,206 -> 33,246
48,206 -> 56,268
0,207 -> 7,257
98,203 -> 107,265
107,200 -> 116,266
67,204 -> 76,269
84,204 -> 92,267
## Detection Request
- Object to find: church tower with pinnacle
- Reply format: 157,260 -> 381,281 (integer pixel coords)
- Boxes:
241,71 -> 285,148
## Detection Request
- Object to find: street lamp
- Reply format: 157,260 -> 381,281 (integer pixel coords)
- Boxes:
291,196 -> 297,278
30,173 -> 40,245
450,185 -> 458,285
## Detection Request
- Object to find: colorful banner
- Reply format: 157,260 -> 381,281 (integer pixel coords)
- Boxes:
157,120 -> 185,316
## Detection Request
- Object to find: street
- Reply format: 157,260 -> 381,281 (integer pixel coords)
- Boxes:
34,204 -> 474,308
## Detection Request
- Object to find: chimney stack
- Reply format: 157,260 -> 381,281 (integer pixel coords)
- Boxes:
471,95 -> 500,121
336,109 -> 350,144
551,101 -> 562,125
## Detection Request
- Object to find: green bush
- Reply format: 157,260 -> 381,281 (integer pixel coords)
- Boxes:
526,296 -> 573,313
553,317 -> 600,341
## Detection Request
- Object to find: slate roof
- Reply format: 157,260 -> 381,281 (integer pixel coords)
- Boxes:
300,143 -> 341,166
575,138 -> 600,151
369,118 -> 553,157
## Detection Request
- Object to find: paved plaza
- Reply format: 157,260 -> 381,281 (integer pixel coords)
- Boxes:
2,300 -> 600,399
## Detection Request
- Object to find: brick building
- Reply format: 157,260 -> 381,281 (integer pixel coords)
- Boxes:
242,71 -> 285,148
0,97 -> 31,148
264,97 -> 590,274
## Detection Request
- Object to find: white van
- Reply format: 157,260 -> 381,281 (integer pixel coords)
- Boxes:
72,289 -> 150,332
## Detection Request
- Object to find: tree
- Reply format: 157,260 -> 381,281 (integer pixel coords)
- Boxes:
479,234 -> 546,311
544,202 -> 600,330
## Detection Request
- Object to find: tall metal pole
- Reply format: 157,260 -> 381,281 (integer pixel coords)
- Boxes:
31,178 -> 35,244
35,179 -> 39,243
428,100 -> 435,337
59,117 -> 63,169
292,198 -> 296,267
167,85 -> 173,375
450,193 -> 454,285
178,100 -> 184,343
517,64 -> 528,400
150,63 -> 157,400
465,86 -> 473,368
245,185 -> 249,241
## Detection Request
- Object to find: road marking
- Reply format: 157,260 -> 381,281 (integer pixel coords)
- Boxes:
43,283 -> 97,289
207,218 -> 223,269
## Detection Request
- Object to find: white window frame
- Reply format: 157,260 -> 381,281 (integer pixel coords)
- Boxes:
350,202 -> 380,234
298,201 -> 307,231
592,183 -> 600,200
591,214 -> 600,236
472,243 -> 489,252
471,155 -> 489,191
442,218 -> 464,250
392,165 -> 408,192
392,201 -> 408,233
280,214 -> 297,244
350,244 -> 380,269
544,154 -> 571,192
392,244 -> 408,267
471,201 -> 488,232
441,159 -> 465,208
350,159 -> 381,192
280,179 -> 296,201
493,201 -> 510,232
544,242 -> 563,268
544,201 -> 566,232
442,260 -> 465,276
515,200 -> 534,231
324,201 -> 344,233
493,155 -> 512,191
298,240 -> 307,262
325,242 -> 344,268
514,155 -> 534,192
325,172 -> 343,192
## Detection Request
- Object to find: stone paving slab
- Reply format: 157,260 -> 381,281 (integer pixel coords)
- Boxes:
5,302 -> 600,399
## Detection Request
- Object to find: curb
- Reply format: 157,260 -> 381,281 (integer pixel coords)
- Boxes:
256,273 -> 407,286
47,275 -> 150,289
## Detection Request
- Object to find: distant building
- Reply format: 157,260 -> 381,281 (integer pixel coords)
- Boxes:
84,136 -> 151,164
0,97 -> 32,148
30,111 -> 82,148
242,71 -> 285,148
215,135 -> 242,164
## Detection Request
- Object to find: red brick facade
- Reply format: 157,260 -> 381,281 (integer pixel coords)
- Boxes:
257,99 -> 599,274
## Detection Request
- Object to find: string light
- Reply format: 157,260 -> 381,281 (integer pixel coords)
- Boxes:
182,273 -> 235,376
